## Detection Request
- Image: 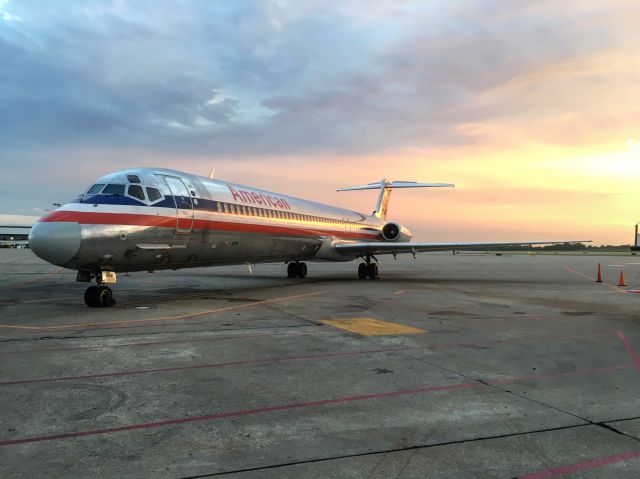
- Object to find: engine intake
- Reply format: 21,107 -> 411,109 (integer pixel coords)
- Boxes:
382,222 -> 401,241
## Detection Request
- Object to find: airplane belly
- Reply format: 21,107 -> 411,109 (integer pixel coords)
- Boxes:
71,224 -> 321,272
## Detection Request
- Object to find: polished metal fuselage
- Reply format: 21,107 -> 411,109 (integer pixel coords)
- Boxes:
30,168 -> 405,273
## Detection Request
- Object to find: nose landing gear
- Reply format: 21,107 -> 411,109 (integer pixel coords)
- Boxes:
287,261 -> 308,278
84,285 -> 116,308
79,270 -> 117,307
358,255 -> 379,280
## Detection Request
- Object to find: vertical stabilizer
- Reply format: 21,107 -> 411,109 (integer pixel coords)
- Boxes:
373,179 -> 392,220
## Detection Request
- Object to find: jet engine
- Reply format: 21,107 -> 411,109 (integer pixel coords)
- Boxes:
381,222 -> 412,242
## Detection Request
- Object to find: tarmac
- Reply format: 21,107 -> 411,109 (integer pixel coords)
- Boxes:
1,249 -> 640,478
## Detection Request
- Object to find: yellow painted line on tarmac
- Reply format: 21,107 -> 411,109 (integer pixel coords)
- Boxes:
0,290 -> 328,331
320,317 -> 425,336
564,266 -> 625,293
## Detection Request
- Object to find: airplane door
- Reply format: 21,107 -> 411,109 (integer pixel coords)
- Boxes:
160,175 -> 194,233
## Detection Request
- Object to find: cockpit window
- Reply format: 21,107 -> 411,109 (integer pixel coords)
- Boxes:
102,184 -> 125,196
86,184 -> 105,195
146,187 -> 162,202
128,185 -> 145,201
127,175 -> 141,184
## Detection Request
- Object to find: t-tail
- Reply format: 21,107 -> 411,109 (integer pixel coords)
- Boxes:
337,180 -> 454,220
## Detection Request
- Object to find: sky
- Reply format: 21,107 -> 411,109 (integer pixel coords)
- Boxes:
1,0 -> 639,244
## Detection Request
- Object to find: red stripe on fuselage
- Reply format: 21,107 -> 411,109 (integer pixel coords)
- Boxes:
40,210 -> 379,240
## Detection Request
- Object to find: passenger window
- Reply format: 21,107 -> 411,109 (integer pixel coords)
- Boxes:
86,184 -> 105,195
127,175 -> 141,184
223,203 -> 230,214
102,184 -> 125,196
128,185 -> 145,201
146,187 -> 162,202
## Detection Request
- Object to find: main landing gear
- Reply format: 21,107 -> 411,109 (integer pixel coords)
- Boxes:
287,261 -> 308,278
358,254 -> 379,280
79,270 -> 117,308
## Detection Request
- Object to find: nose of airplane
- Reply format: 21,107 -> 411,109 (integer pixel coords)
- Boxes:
29,221 -> 82,266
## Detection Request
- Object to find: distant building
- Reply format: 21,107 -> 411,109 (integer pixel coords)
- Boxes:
0,225 -> 31,248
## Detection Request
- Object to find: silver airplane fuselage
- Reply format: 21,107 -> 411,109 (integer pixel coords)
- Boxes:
29,168 -> 403,273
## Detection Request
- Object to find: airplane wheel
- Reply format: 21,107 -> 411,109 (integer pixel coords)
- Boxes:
298,262 -> 307,278
367,263 -> 378,280
84,286 -> 99,307
358,263 -> 367,280
287,262 -> 298,278
97,286 -> 116,307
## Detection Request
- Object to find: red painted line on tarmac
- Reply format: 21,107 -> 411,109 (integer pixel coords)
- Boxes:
617,331 -> 640,372
0,331 -> 613,357
517,449 -> 640,478
0,363 -> 631,447
0,330 -> 324,355
0,382 -> 478,446
0,345 -> 422,386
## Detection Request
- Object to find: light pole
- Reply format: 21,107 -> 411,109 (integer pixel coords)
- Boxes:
633,222 -> 640,251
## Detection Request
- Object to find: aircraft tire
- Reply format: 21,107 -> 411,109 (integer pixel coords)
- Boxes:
367,263 -> 378,280
96,286 -> 116,307
358,263 -> 367,280
287,262 -> 298,278
84,286 -> 99,307
298,262 -> 307,278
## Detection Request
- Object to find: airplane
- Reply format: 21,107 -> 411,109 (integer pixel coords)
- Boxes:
28,168 -> 588,307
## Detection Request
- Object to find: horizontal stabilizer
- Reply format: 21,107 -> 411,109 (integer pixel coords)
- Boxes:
337,179 -> 454,219
337,181 -> 454,191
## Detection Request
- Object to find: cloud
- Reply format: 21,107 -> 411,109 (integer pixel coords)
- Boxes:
1,0 -> 637,155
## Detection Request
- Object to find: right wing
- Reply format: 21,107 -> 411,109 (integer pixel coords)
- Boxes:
334,240 -> 591,256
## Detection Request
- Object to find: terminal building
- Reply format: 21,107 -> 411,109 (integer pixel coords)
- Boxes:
0,225 -> 32,248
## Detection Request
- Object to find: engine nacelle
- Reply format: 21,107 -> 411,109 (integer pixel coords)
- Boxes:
381,222 -> 412,242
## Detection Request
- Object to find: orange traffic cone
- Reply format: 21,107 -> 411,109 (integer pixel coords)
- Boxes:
596,263 -> 603,283
618,270 -> 626,287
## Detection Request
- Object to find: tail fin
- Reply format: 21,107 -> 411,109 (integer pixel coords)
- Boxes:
337,180 -> 454,220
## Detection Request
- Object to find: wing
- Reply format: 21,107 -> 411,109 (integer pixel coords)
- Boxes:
334,240 -> 591,256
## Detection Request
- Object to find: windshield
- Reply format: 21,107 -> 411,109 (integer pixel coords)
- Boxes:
85,184 -> 105,195
101,184 -> 126,196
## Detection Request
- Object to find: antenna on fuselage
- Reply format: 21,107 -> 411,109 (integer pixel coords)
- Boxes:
209,168 -> 215,179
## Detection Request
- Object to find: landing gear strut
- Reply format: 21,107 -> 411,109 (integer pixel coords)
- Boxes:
80,271 -> 117,307
287,261 -> 308,279
358,254 -> 378,280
